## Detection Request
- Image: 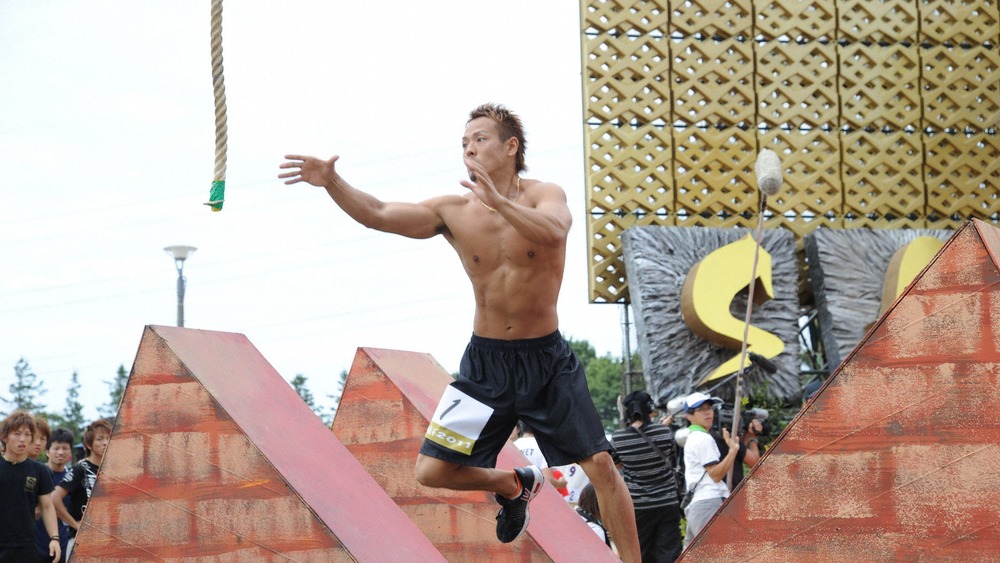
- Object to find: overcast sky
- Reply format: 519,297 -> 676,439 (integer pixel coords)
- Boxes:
1,1 -> 627,420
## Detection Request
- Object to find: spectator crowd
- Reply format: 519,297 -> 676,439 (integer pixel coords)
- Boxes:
1,410 -> 110,562
511,390 -> 768,562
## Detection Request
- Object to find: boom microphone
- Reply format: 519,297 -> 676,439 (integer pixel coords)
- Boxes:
748,351 -> 778,374
755,149 -> 783,197
727,146 -> 782,488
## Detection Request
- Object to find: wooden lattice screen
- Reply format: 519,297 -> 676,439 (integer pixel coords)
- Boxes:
581,0 -> 1000,302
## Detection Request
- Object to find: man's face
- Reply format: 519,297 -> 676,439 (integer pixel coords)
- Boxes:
47,441 -> 73,467
687,403 -> 715,428
29,431 -> 48,459
462,117 -> 510,180
89,430 -> 110,458
3,426 -> 34,460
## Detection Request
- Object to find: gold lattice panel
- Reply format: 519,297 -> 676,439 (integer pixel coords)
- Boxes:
756,41 -> 840,128
586,122 -> 674,216
925,133 -> 1000,225
673,126 -> 757,227
583,0 -> 667,36
582,0 -> 1000,302
842,130 -> 926,229
668,0 -> 752,39
921,45 -> 1000,131
839,0 -> 918,43
584,33 -> 671,123
755,0 -> 837,42
670,36 -> 755,125
839,42 -> 922,130
588,210 -> 671,301
920,0 -> 999,45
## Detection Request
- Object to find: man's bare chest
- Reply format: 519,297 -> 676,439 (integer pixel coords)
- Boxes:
450,223 -> 541,268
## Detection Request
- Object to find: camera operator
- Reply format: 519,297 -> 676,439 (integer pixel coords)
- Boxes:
681,393 -> 739,549
738,417 -> 764,479
611,391 -> 683,562
712,408 -> 767,489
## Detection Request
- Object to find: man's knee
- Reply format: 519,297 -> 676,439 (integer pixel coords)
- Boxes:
414,453 -> 451,488
579,450 -> 618,484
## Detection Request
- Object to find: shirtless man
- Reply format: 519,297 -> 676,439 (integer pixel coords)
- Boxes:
280,103 -> 639,561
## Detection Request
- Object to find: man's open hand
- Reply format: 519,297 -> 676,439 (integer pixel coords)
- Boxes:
279,155 -> 340,187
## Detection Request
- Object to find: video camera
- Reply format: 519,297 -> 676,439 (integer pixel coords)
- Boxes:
716,403 -> 770,438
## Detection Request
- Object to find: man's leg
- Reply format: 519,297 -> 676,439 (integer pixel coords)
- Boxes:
579,451 -> 641,563
662,506 -> 683,562
415,453 -> 544,543
414,453 -> 520,497
633,506 -> 656,562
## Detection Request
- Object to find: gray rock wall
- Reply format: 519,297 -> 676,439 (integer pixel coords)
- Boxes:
622,226 -> 800,404
804,228 -> 952,370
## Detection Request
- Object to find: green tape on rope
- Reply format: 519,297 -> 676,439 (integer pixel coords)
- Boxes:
205,180 -> 225,212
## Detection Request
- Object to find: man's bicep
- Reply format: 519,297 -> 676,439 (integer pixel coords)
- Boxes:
533,184 -> 571,218
380,200 -> 448,239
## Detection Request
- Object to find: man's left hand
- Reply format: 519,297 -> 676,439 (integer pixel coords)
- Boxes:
461,157 -> 501,207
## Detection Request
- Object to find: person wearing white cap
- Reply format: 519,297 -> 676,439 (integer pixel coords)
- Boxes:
681,392 -> 738,548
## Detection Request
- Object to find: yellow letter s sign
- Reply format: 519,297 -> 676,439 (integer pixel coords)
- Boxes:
681,234 -> 785,384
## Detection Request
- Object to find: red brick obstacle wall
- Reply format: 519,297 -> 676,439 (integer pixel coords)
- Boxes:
682,220 -> 1000,560
73,325 -> 444,562
333,347 -> 619,563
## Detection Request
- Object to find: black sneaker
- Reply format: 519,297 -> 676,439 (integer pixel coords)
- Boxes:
495,465 -> 544,543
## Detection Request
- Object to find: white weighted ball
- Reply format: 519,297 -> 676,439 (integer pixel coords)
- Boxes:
755,149 -> 783,197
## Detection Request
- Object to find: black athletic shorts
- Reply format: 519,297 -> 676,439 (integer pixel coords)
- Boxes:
419,331 -> 611,468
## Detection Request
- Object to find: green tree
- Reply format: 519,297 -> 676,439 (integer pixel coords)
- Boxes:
99,364 -> 129,418
567,338 -> 644,432
59,371 -> 87,439
587,354 -> 630,432
292,373 -> 340,426
568,337 -> 598,367
3,358 -> 47,415
47,371 -> 87,441
290,374 -> 317,410
322,369 -> 349,425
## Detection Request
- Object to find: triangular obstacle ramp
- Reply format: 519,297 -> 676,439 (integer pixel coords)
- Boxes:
332,347 -> 618,562
681,220 -> 1000,561
73,325 -> 444,562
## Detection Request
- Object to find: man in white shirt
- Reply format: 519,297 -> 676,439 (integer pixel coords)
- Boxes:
681,393 -> 738,548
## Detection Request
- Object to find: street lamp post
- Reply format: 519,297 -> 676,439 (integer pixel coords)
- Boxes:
164,245 -> 197,327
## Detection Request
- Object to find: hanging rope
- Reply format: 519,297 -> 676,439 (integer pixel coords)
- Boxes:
205,0 -> 227,211
727,149 -> 783,488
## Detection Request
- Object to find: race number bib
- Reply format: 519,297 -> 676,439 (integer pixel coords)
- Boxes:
424,385 -> 492,456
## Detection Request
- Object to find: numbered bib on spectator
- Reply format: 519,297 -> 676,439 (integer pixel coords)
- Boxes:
424,385 -> 493,455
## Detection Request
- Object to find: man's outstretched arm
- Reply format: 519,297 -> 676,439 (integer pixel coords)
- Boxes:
280,154 -> 448,239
